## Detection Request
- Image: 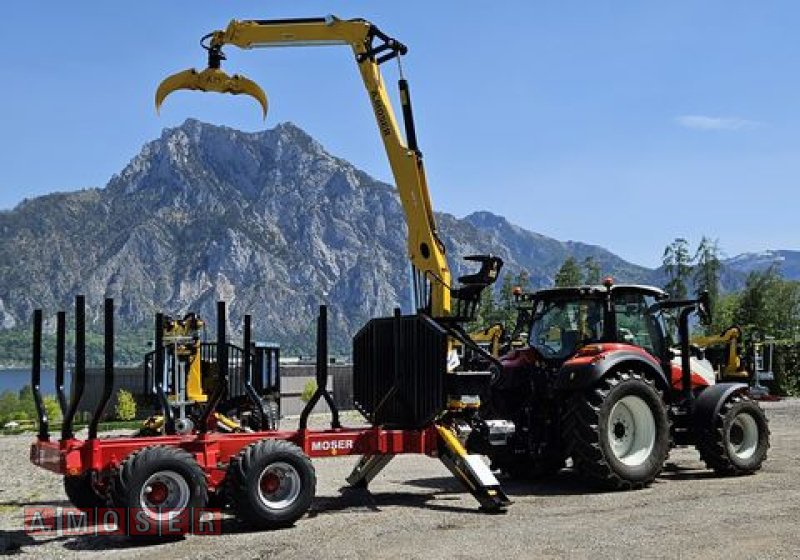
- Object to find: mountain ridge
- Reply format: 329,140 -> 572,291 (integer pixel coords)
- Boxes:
0,119 -> 796,351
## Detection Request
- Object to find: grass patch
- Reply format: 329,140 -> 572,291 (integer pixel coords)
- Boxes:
1,420 -> 143,436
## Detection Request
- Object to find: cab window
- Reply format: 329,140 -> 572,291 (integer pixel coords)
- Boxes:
612,293 -> 664,357
529,298 -> 605,359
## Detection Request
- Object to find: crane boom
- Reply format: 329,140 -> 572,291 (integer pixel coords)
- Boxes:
156,16 -> 453,316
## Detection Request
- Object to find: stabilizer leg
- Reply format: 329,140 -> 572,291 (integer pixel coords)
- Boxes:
435,424 -> 511,512
346,454 -> 395,488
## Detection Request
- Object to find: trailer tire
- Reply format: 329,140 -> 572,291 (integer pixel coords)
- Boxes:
563,370 -> 670,490
697,393 -> 770,475
64,472 -> 109,508
227,439 -> 315,529
112,445 -> 207,529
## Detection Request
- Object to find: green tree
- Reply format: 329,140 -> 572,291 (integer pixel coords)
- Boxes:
114,389 -> 137,421
43,396 -> 62,424
497,273 -> 517,329
555,257 -> 583,287
662,238 -> 692,299
514,269 -> 531,293
17,385 -> 36,420
475,284 -> 497,330
712,292 -> 741,333
582,256 -> 602,285
735,265 -> 800,340
0,390 -> 20,424
694,237 -> 722,319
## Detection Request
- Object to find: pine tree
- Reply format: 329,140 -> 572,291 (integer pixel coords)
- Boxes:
694,236 -> 722,318
582,256 -> 602,285
662,238 -> 692,299
555,257 -> 583,287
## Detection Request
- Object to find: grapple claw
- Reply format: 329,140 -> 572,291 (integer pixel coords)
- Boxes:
155,67 -> 268,119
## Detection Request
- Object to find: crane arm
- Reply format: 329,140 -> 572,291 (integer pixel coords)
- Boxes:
156,16 -> 454,316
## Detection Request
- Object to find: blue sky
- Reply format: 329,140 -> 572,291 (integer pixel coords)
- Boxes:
1,1 -> 798,267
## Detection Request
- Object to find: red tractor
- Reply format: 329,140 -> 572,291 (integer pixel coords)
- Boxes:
474,280 -> 770,488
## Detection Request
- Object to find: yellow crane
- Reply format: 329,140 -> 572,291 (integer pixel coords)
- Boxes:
156,15 -> 508,511
690,326 -> 749,381
155,16 -> 489,319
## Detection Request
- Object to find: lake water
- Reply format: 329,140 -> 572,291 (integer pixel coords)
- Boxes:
0,368 -> 62,395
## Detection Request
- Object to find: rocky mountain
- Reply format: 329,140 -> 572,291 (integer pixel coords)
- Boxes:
0,120 -> 794,351
724,251 -> 800,281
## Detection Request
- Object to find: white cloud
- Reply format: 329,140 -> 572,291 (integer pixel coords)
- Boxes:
675,115 -> 761,131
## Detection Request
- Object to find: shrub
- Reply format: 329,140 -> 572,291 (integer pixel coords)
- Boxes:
43,395 -> 62,424
114,389 -> 137,421
300,380 -> 317,403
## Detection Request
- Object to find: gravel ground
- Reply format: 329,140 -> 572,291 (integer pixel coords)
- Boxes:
0,400 -> 797,560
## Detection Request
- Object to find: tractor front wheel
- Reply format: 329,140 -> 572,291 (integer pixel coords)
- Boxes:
564,370 -> 670,490
697,393 -> 770,475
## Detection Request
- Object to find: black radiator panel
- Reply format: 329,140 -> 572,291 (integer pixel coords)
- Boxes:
353,314 -> 447,428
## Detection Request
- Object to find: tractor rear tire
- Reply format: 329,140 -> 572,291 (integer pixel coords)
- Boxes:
227,439 -> 315,529
112,445 -> 207,529
64,472 -> 109,508
563,370 -> 670,490
697,393 -> 770,475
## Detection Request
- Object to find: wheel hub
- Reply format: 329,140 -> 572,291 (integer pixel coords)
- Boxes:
607,395 -> 657,467
260,472 -> 281,495
727,411 -> 758,460
146,481 -> 169,505
257,462 -> 301,510
139,470 -> 190,519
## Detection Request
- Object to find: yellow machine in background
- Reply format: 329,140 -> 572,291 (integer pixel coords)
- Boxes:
691,326 -> 749,381
164,313 -> 207,404
453,323 -> 505,360
140,312 -> 249,434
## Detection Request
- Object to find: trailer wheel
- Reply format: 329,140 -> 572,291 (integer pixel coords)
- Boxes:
697,393 -> 770,475
113,446 -> 207,527
227,439 -> 315,529
563,370 -> 670,490
64,472 -> 109,508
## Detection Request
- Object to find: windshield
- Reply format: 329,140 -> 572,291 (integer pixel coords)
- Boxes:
528,298 -> 605,359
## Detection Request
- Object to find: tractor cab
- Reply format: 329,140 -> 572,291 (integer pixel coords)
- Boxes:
515,281 -> 715,391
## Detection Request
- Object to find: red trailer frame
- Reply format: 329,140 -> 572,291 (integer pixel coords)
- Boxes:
28,296 -> 510,533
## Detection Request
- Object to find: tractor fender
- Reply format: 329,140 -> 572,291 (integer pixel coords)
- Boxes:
692,382 -> 748,431
553,351 -> 670,392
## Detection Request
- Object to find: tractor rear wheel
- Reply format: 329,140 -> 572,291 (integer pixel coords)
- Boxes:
227,439 -> 315,529
563,370 -> 670,490
64,472 -> 109,508
112,445 -> 207,529
697,393 -> 770,475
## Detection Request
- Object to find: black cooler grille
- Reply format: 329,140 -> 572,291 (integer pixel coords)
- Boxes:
353,314 -> 447,428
